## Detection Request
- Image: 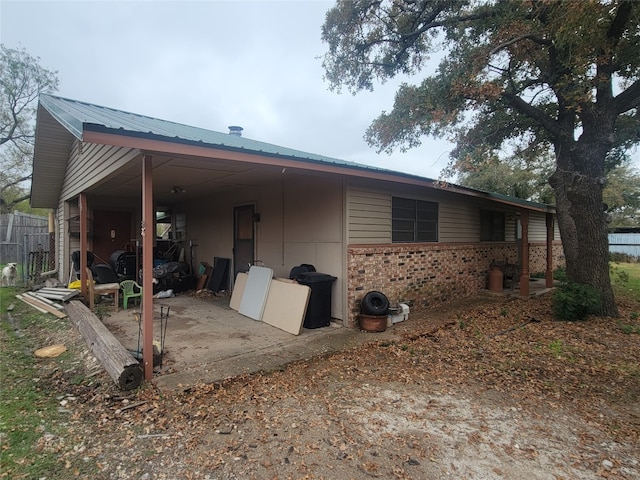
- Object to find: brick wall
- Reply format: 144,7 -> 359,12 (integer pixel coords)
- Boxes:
529,242 -> 565,274
346,241 -> 565,328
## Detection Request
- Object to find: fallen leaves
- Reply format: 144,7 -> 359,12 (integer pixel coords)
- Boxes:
14,290 -> 640,479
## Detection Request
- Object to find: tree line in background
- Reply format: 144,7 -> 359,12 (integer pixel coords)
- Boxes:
322,0 -> 640,316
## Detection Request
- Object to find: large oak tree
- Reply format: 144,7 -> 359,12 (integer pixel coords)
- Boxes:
322,0 -> 640,316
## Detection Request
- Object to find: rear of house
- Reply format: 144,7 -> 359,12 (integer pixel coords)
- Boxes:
31,94 -> 564,330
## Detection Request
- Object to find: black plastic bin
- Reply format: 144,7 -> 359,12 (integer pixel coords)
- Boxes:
295,272 -> 337,329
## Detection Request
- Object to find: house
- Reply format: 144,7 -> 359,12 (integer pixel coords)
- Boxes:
31,94 -> 563,377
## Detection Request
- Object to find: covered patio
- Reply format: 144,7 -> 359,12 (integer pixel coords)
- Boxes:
93,277 -> 555,390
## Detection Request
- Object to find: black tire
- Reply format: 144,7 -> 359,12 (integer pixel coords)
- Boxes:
361,291 -> 390,316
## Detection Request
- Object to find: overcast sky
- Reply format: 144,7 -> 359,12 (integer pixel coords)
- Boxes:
1,0 -> 637,180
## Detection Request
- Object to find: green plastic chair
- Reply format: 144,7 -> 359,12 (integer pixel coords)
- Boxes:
120,280 -> 142,309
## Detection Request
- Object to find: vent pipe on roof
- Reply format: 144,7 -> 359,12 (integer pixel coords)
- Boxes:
228,125 -> 243,137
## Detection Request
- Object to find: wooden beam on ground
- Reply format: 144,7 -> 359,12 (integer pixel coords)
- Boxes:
66,300 -> 143,390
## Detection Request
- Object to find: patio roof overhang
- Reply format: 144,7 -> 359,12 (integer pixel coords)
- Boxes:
34,123 -> 557,215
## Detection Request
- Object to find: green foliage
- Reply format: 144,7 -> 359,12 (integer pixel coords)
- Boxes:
610,262 -> 640,298
552,282 -> 603,321
554,266 -> 567,283
1,44 -> 59,213
619,323 -> 640,334
603,164 -> 640,227
610,252 -> 639,263
0,288 -> 66,477
322,1 -> 640,167
321,1 -> 639,317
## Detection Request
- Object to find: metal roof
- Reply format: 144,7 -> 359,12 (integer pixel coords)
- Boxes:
39,94 -> 375,171
34,94 -> 554,212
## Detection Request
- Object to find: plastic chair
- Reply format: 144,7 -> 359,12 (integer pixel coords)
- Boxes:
120,280 -> 143,309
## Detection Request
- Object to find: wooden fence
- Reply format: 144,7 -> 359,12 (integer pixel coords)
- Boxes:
0,211 -> 51,285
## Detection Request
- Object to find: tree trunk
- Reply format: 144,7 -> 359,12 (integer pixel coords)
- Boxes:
550,144 -> 618,317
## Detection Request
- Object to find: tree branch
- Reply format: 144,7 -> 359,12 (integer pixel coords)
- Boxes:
503,91 -> 563,140
2,174 -> 32,189
489,34 -> 551,56
612,78 -> 640,115
607,1 -> 633,43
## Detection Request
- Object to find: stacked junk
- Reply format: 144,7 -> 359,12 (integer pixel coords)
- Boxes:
358,290 -> 410,332
287,264 -> 409,332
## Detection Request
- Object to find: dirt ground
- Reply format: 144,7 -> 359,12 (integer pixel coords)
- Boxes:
32,292 -> 640,479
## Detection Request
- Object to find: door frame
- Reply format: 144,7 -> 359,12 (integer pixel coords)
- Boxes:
233,204 -> 256,280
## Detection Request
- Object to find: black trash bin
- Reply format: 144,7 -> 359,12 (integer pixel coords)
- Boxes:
295,272 -> 337,329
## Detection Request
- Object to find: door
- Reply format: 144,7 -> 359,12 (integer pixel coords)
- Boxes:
233,204 -> 255,279
92,210 -> 132,265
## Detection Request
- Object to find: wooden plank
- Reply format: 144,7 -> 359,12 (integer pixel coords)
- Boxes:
229,272 -> 248,311
16,294 -> 48,313
66,300 -> 143,390
24,292 -> 64,311
238,266 -> 273,321
262,279 -> 310,335
17,294 -> 67,318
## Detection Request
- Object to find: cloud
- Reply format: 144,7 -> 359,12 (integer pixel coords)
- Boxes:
13,0 -> 632,182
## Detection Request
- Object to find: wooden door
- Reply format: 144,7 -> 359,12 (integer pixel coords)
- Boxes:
92,210 -> 132,265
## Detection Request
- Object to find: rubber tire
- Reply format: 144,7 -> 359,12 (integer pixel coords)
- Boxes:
361,291 -> 390,316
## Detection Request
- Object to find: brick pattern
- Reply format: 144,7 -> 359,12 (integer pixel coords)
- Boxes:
347,241 -> 565,328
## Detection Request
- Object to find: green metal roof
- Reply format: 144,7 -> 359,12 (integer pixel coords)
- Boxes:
39,94 -> 373,171
36,94 -> 554,212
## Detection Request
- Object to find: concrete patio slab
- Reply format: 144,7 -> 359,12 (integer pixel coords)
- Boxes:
99,293 -> 403,391
95,278 -> 554,391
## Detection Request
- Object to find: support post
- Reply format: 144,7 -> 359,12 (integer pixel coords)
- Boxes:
79,193 -> 88,300
519,210 -> 530,296
545,213 -> 554,288
142,154 -> 154,381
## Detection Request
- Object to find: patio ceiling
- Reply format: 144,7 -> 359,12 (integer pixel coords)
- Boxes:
87,152 -> 296,205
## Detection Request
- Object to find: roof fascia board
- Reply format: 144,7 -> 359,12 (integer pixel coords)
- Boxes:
83,129 -> 554,214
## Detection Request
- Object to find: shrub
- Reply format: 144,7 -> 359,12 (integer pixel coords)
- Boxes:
552,282 -> 602,321
553,266 -> 567,283
609,252 -> 638,263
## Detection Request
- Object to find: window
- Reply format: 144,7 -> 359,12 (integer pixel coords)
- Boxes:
392,197 -> 438,242
480,210 -> 505,241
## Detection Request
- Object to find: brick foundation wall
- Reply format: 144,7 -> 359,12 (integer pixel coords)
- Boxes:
529,242 -> 565,274
347,241 -> 565,328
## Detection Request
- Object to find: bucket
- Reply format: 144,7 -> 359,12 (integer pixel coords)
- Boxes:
359,314 -> 387,332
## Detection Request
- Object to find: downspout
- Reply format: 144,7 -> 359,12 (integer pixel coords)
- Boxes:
40,210 -> 59,277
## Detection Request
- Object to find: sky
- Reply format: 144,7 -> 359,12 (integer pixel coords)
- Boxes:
1,0 -> 455,180
1,0 -> 638,180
